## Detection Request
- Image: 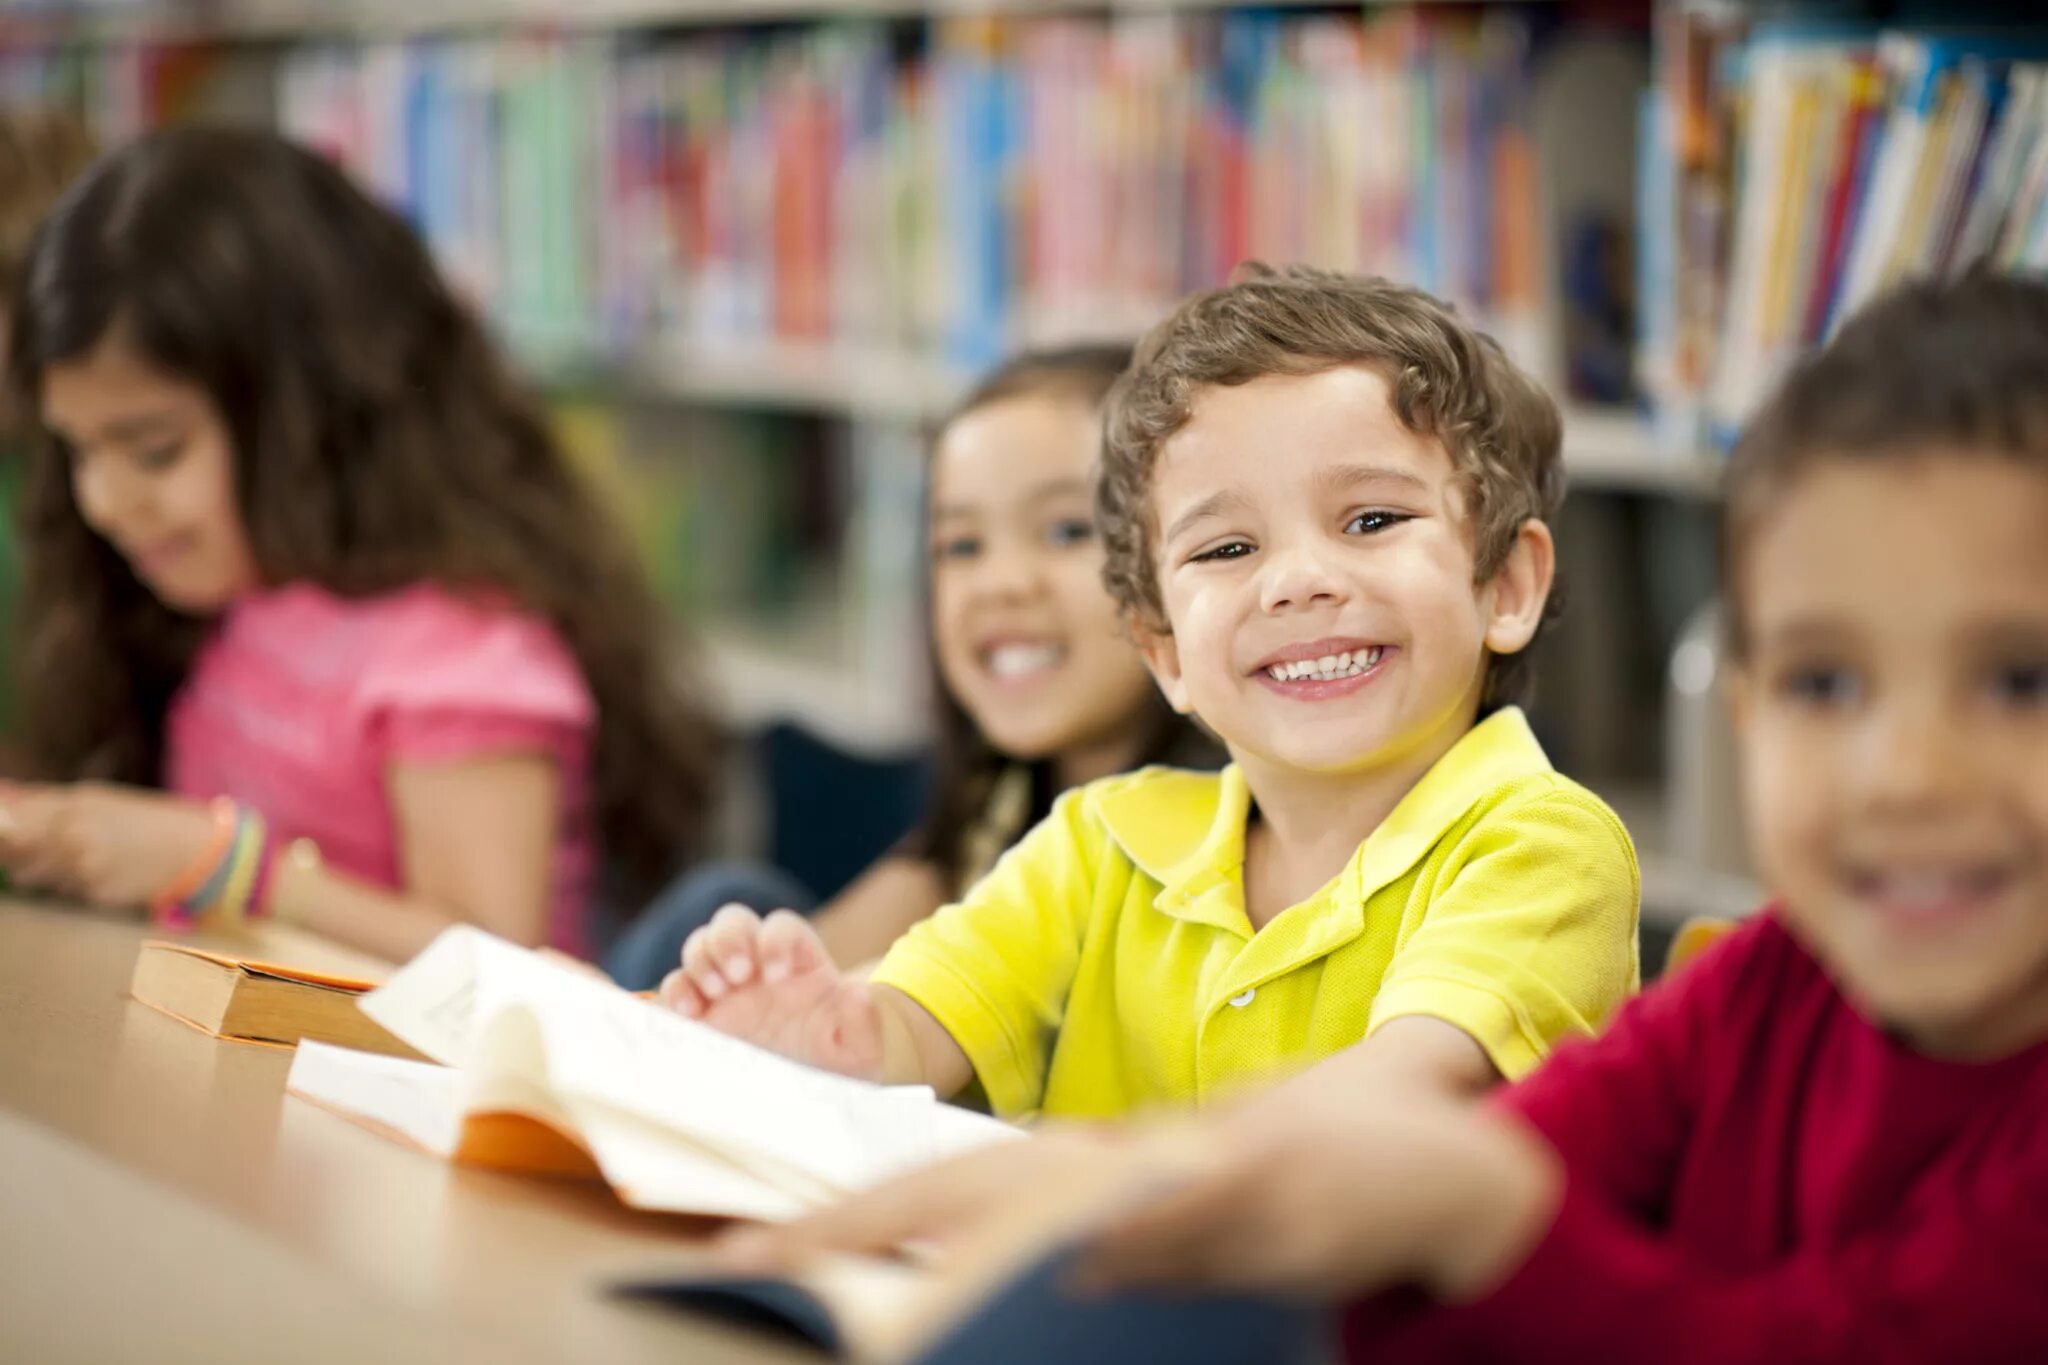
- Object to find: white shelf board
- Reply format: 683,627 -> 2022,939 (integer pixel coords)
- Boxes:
527,341 -> 1725,494
699,619 -> 930,756
1561,406 -> 1726,499
627,337 -> 969,424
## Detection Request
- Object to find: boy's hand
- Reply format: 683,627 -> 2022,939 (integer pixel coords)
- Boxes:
0,783 -> 217,910
717,1127 -> 1169,1267
1078,1091 -> 1561,1300
658,904 -> 887,1081
718,1086 -> 1561,1303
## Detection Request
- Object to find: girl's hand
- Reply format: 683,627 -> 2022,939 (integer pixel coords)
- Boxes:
657,904 -> 887,1081
0,783 -> 218,910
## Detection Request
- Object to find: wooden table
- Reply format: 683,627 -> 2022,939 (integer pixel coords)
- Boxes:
0,899 -> 813,1364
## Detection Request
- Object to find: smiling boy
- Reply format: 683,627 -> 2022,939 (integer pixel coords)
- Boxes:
660,265 -> 1639,1117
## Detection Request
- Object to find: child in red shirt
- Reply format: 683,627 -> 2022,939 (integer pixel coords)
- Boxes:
722,274 -> 2048,1363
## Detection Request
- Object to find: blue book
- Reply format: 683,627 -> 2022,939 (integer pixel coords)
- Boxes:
618,1243 -> 1328,1364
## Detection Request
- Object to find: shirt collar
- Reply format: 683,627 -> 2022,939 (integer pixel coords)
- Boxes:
1344,706 -> 1553,904
1092,707 -> 1553,934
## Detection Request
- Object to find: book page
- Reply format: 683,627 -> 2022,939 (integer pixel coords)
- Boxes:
287,1040 -> 463,1157
556,1096 -> 810,1222
140,939 -> 378,994
362,928 -> 1021,1198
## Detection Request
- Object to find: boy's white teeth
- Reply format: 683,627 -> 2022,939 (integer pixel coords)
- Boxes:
988,643 -> 1063,678
1868,870 -> 1992,904
1268,647 -> 1383,683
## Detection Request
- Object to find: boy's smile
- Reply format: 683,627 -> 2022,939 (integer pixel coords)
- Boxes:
1733,454 -> 2048,1059
1252,638 -> 1393,698
1138,366 -> 1548,784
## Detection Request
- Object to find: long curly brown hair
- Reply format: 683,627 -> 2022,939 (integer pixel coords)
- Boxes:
6,126 -> 719,903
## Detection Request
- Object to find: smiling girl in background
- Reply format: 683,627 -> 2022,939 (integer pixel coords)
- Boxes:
606,346 -> 1221,987
0,127 -> 719,962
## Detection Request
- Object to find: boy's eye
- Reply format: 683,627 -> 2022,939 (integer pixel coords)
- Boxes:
1777,665 -> 1862,708
1345,510 -> 1409,535
1044,517 -> 1095,549
1992,661 -> 2048,708
1190,540 -> 1253,564
933,534 -> 981,562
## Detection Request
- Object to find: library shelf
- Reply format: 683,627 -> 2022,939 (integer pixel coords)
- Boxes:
526,338 -> 1725,497
6,0 -> 1517,43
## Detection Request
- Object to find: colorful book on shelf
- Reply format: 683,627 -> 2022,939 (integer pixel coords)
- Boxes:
267,8 -> 1547,377
130,940 -> 422,1058
286,925 -> 1019,1222
1685,23 -> 2048,437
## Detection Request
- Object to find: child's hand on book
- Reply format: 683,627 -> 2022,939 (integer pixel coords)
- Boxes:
659,905 -> 886,1081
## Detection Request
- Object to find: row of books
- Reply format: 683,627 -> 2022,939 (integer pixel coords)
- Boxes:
0,37 -> 218,140
1638,13 -> 2048,443
274,8 -> 1546,374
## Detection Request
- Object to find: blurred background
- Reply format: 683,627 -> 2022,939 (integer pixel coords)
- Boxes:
5,0 -> 2046,966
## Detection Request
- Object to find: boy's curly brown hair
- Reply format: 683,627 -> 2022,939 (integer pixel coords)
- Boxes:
1097,263 -> 1565,710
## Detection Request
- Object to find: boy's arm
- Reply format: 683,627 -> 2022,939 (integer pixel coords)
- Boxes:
866,788 -> 1106,1118
871,982 -> 975,1096
1250,1014 -> 1499,1113
1365,788 -> 1641,1084
1372,1119 -> 2048,1364
663,909 -> 975,1091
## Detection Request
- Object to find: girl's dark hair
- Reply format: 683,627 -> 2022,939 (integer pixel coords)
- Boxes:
904,344 -> 1222,891
7,126 -> 719,902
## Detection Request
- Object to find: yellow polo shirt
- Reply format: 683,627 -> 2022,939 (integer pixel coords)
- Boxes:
870,707 -> 1640,1121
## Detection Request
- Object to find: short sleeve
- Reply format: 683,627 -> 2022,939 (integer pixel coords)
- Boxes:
869,788 -> 1106,1119
352,590 -> 596,767
1367,788 -> 1641,1081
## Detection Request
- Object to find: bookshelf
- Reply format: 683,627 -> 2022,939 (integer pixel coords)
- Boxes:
6,0 -> 1520,42
7,0 -> 1777,936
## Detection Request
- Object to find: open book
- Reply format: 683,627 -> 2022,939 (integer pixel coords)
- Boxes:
286,925 -> 1020,1222
131,941 -> 421,1059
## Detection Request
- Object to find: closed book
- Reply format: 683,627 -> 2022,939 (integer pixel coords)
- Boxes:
130,940 -> 422,1059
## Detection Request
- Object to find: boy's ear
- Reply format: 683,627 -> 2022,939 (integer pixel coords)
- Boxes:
1481,518 -> 1557,657
1133,616 -> 1195,715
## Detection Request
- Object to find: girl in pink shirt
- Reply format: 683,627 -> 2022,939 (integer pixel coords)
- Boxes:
0,127 -> 719,963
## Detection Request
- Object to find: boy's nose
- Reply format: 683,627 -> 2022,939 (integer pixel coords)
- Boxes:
1258,541 -> 1350,615
1855,697 -> 1972,817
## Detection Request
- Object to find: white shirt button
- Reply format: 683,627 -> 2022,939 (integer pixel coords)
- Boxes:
1228,989 -> 1256,1008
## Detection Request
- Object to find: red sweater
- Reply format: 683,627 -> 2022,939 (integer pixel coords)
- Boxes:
1347,914 -> 2048,1364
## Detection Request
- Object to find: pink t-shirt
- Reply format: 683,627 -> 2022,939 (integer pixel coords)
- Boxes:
165,582 -> 599,956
